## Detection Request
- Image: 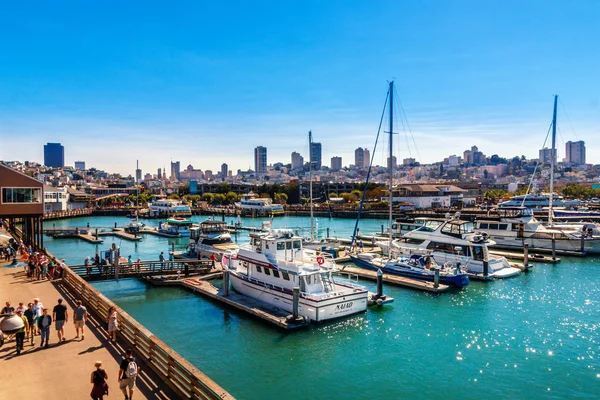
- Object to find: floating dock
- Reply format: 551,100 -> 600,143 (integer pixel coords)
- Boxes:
490,250 -> 560,264
180,278 -> 310,330
339,265 -> 450,293
96,228 -> 142,241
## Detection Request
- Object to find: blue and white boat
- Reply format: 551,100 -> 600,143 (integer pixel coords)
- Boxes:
351,253 -> 470,288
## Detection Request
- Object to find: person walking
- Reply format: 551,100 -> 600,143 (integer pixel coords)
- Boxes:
15,302 -> 26,314
159,252 -> 165,269
1,301 -> 15,314
14,308 -> 29,355
95,252 -> 101,274
52,298 -> 68,343
24,303 -> 36,346
85,256 -> 91,277
37,308 -> 52,347
32,298 -> 43,334
118,349 -> 139,400
106,306 -> 118,343
74,300 -> 87,340
90,361 -> 109,400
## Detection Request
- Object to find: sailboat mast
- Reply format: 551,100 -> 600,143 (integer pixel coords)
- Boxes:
388,81 -> 394,252
309,130 -> 314,240
549,95 -> 558,226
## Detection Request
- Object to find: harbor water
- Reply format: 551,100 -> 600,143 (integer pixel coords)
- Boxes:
43,216 -> 600,399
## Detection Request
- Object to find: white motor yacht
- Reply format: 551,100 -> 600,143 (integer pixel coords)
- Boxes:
223,229 -> 368,322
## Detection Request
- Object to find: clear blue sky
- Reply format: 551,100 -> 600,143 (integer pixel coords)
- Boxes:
1,1 -> 598,175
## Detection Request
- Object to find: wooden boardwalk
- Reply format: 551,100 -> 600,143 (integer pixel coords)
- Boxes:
0,260 -> 180,399
339,265 -> 450,293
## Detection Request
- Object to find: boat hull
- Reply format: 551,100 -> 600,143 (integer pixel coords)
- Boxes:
229,273 -> 368,322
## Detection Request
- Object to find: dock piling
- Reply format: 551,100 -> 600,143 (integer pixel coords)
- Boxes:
326,227 -> 330,238
223,270 -> 230,296
95,228 -> 98,240
292,287 -> 300,319
552,235 -> 557,261
523,244 -> 529,270
580,234 -> 585,253
434,268 -> 440,288
376,269 -> 383,298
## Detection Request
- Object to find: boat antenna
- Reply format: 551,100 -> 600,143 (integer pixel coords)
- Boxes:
388,81 -> 394,257
549,94 -> 558,226
309,130 -> 314,241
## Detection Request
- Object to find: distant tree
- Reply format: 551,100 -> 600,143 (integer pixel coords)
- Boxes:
225,191 -> 238,204
216,183 -> 231,194
178,185 -> 190,196
213,193 -> 226,204
274,192 -> 288,204
167,193 -> 180,200
202,193 -> 215,203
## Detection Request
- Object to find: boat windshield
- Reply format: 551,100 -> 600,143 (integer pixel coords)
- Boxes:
417,220 -> 443,232
441,221 -> 474,236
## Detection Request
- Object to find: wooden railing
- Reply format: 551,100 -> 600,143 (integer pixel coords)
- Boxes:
61,264 -> 234,400
68,259 -> 215,281
43,208 -> 93,220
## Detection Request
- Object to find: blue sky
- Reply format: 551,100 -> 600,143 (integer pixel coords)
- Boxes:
1,1 -> 598,175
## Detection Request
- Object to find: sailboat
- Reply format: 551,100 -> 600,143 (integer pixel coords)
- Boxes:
350,81 -> 470,287
124,185 -> 145,233
475,96 -> 600,254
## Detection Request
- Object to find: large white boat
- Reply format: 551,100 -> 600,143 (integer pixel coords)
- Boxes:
235,194 -> 284,216
499,193 -> 580,209
382,216 -> 521,278
223,229 -> 369,322
149,199 -> 192,218
475,207 -> 600,254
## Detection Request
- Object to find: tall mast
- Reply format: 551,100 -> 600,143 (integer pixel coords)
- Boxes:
388,81 -> 394,254
309,130 -> 314,240
549,95 -> 558,226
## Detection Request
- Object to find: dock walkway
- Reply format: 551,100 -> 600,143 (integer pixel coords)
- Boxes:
0,261 -> 179,399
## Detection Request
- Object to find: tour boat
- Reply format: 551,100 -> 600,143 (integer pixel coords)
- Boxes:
158,217 -> 195,237
383,216 -> 521,279
222,229 -> 369,322
235,194 -> 284,216
499,193 -> 580,209
475,207 -> 600,254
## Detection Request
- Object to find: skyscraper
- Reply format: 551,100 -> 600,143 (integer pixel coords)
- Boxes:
254,146 -> 267,174
135,160 -> 142,183
43,143 -> 64,168
291,152 -> 304,170
157,168 -> 162,180
331,156 -> 342,171
539,147 -> 556,164
221,163 -> 228,180
170,161 -> 181,181
363,149 -> 370,167
310,142 -> 322,170
565,141 -> 586,165
355,147 -> 365,168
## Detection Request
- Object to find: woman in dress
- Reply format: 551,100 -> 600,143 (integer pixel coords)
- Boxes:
90,361 -> 109,400
106,306 -> 118,342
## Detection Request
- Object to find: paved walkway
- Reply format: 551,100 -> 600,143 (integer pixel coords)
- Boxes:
0,246 -> 179,399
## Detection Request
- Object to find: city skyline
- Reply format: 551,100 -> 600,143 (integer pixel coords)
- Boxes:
1,2 -> 599,175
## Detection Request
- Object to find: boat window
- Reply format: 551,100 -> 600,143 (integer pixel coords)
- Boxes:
462,222 -> 474,233
392,223 -> 398,230
277,242 -> 285,250
406,238 -> 425,245
306,275 -> 311,284
264,268 -> 271,276
488,224 -> 498,230
256,266 -> 262,273
499,224 -> 508,230
293,241 -> 301,249
478,223 -> 488,229
472,246 -> 484,261
282,272 -> 290,280
273,270 -> 280,278
286,241 -> 292,250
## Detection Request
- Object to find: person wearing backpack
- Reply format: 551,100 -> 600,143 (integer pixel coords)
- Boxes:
118,349 -> 139,400
90,361 -> 109,400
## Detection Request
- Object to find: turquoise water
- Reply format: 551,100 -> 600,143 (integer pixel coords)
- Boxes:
43,217 -> 600,399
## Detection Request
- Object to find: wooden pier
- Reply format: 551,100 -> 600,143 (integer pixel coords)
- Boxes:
180,278 -> 310,330
490,249 -> 560,264
339,265 -> 450,293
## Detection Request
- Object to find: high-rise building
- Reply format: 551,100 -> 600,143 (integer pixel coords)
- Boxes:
74,161 -> 86,170
170,161 -> 181,181
254,146 -> 267,174
221,163 -> 228,180
363,149 -> 370,167
310,142 -> 322,170
539,147 -> 557,164
205,170 -> 213,180
565,141 -> 586,165
331,156 -> 342,171
157,168 -> 162,180
135,160 -> 142,183
355,147 -> 365,168
388,156 -> 397,170
291,152 -> 304,170
43,143 -> 64,168
403,157 -> 415,167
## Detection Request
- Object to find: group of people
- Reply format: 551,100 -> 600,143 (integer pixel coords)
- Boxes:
84,253 -> 142,277
1,297 -> 87,352
25,252 -> 65,281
